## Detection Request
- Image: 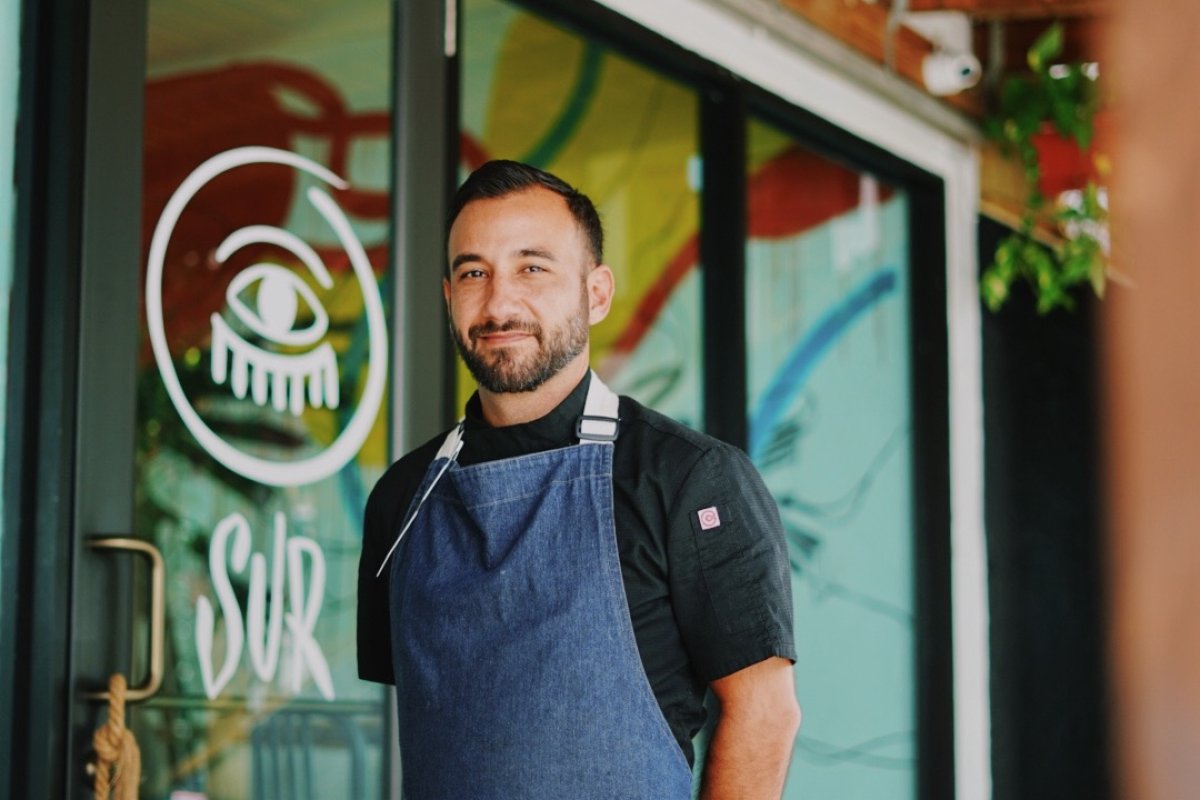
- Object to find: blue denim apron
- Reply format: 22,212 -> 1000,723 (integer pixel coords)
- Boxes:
386,374 -> 693,799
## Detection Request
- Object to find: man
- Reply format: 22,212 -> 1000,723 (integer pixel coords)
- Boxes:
358,160 -> 799,799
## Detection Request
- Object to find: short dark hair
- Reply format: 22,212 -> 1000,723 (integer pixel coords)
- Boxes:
447,160 -> 604,265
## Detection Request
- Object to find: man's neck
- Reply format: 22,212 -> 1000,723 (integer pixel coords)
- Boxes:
476,356 -> 589,428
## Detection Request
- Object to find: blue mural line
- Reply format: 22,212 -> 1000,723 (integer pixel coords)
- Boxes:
749,268 -> 898,462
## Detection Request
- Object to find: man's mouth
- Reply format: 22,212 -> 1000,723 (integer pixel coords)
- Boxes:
470,321 -> 541,348
477,331 -> 534,345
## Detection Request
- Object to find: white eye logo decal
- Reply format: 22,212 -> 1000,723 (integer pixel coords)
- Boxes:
146,146 -> 388,487
212,237 -> 339,415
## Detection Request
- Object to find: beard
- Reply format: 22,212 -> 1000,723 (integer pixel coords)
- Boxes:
451,289 -> 590,394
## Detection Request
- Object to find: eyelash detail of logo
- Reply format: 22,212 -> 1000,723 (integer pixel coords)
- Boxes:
210,314 -> 339,415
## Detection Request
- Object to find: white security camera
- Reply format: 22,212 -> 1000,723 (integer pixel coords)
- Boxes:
922,51 -> 982,95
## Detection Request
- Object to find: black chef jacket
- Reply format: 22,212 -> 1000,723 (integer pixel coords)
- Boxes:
357,372 -> 796,765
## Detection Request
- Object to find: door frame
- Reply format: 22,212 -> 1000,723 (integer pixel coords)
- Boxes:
2,0 -> 99,792
4,0 -> 154,792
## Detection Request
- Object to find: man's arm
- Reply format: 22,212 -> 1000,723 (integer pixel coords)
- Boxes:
700,656 -> 801,800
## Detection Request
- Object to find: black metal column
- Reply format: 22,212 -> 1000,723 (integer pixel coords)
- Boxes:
700,84 -> 748,447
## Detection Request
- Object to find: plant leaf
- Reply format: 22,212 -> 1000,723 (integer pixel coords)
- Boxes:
1028,23 -> 1064,73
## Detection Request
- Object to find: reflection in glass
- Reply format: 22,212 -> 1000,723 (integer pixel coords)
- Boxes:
0,0 -> 20,581
135,1 -> 393,796
746,120 -> 916,799
461,0 -> 703,428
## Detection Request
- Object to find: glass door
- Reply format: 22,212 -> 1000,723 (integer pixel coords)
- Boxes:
70,1 -> 396,796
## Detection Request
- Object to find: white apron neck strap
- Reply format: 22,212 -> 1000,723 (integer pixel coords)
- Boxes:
434,421 -> 465,461
577,371 -> 620,442
375,420 -> 464,577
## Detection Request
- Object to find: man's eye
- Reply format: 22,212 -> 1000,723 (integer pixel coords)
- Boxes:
460,269 -> 485,280
524,265 -> 546,273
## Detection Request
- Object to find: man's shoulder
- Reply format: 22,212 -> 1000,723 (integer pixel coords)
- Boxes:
616,395 -> 750,472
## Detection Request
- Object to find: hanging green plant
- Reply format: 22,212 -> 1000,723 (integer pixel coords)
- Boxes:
981,22 -> 1109,313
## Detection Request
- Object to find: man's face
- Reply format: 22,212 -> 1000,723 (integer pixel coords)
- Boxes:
444,186 -> 611,394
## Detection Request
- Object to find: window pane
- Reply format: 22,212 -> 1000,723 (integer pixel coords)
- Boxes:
0,0 -> 20,595
461,0 -> 702,428
136,1 -> 393,796
746,119 -> 916,798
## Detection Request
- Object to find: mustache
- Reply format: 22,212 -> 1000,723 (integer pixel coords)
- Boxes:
468,319 -> 543,342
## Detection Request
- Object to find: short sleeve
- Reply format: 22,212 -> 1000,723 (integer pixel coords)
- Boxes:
668,443 -> 796,682
357,481 -> 397,684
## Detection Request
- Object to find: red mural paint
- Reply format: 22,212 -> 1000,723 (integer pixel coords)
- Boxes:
460,132 -> 491,173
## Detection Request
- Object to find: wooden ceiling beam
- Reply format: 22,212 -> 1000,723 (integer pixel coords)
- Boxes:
900,0 -> 1110,21
778,0 -> 985,116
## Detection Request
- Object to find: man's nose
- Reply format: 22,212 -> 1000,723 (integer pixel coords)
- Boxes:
482,273 -> 524,319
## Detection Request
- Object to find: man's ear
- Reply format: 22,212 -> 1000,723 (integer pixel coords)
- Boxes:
587,264 -> 615,326
442,276 -> 451,308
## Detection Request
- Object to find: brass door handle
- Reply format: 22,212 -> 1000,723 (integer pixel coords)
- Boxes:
86,537 -> 165,702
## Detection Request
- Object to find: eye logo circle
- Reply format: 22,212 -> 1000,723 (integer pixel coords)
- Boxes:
146,146 -> 388,487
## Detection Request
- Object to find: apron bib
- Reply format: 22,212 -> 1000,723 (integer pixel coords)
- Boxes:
388,375 -> 693,799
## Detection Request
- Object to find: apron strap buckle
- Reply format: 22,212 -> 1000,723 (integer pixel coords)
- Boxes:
577,414 -> 619,442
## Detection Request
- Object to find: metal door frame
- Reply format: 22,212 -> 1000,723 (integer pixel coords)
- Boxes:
3,0 -> 106,792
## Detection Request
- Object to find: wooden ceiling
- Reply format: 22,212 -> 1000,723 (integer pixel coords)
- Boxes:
893,0 -> 1110,78
962,6 -> 1107,82
771,0 -> 1111,231
975,16 -> 1105,75
777,0 -> 1109,114
898,0 -> 1107,21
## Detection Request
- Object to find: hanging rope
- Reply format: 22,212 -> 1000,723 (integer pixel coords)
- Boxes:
92,673 -> 141,800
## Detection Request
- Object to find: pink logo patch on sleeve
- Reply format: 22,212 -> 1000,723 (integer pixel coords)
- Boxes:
697,506 -> 721,531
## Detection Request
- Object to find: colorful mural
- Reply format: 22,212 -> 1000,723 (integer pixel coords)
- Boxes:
132,1 -> 393,796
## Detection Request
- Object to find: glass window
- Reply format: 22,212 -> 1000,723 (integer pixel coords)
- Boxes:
746,119 -> 916,798
460,0 -> 702,428
134,1 -> 393,795
0,0 -> 21,599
